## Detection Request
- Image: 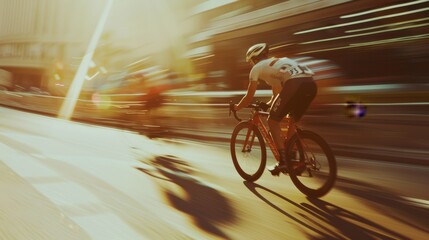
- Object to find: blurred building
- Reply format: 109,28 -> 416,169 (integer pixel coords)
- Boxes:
0,0 -> 201,96
1,0 -> 428,100
0,0 -> 105,94
187,0 -> 429,91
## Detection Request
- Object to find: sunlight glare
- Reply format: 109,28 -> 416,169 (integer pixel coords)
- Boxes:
58,0 -> 114,120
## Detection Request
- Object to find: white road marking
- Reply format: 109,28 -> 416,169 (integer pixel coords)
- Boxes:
32,182 -> 99,206
0,142 -> 60,179
0,138 -> 150,239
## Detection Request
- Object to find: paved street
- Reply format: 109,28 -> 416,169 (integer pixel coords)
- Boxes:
1,106 -> 428,239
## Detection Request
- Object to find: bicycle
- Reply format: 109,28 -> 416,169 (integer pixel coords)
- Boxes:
228,102 -> 337,198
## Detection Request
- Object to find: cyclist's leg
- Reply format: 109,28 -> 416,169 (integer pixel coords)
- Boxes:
287,117 -> 296,140
286,79 -> 317,160
267,79 -> 302,175
268,78 -> 316,165
289,79 -> 317,123
268,79 -> 300,151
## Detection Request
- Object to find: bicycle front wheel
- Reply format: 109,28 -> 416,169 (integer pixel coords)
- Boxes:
286,130 -> 337,198
230,121 -> 266,182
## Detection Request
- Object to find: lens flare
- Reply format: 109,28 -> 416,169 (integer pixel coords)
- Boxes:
92,93 -> 112,110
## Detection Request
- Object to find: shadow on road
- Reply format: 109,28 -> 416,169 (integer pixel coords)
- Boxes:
136,155 -> 235,240
244,181 -> 414,240
334,177 -> 429,234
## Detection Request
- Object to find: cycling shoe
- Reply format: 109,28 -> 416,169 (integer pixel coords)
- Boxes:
268,161 -> 288,176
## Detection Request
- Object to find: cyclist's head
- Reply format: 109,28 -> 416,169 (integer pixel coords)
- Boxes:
246,43 -> 269,65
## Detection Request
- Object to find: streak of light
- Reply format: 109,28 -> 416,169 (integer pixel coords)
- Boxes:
292,56 -> 313,62
4,91 -> 23,97
294,7 -> 429,35
350,33 -> 429,46
124,57 -> 151,69
163,89 -> 272,97
270,43 -> 294,50
300,22 -> 429,45
300,59 -> 330,66
297,33 -> 429,54
163,103 -> 229,107
401,196 -> 429,209
341,0 -> 429,19
346,17 -> 429,33
165,102 -> 429,108
298,45 -> 353,55
191,54 -> 215,62
329,102 -> 429,106
324,84 -> 403,92
58,0 -> 114,120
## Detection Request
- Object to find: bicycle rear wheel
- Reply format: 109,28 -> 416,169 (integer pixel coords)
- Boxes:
285,130 -> 337,198
230,121 -> 266,182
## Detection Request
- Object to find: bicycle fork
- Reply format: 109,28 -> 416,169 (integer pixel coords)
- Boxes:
242,125 -> 256,153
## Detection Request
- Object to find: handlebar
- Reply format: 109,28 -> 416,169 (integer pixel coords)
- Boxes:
229,102 -> 242,121
229,101 -> 268,122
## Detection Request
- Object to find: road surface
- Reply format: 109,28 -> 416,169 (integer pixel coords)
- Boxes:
0,106 -> 428,240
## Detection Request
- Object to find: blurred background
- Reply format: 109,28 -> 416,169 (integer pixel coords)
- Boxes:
0,0 -> 428,164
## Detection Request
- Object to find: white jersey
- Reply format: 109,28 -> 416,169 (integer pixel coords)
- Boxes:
249,57 -> 314,87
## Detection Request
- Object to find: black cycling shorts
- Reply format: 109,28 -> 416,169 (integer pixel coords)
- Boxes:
269,77 -> 317,122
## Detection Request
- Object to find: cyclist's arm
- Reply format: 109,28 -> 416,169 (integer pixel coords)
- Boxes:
266,84 -> 281,106
234,81 -> 257,111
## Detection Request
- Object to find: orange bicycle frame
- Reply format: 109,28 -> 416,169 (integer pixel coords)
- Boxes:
245,110 -> 281,161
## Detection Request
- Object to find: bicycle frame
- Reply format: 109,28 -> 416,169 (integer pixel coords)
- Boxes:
230,102 -> 337,198
245,110 -> 281,161
230,102 -> 300,162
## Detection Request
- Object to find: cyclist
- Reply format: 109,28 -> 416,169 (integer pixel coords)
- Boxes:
233,43 -> 317,176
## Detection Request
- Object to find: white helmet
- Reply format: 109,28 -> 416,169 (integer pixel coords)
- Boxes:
246,43 -> 268,63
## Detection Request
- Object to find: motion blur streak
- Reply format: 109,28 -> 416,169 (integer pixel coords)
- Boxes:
341,0 -> 429,18
295,7 -> 429,35
345,17 -> 429,33
59,0 -> 114,120
301,22 -> 429,45
0,0 -> 428,239
298,33 -> 429,54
